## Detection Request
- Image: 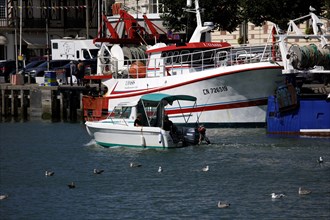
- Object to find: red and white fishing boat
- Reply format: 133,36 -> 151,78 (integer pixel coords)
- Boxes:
84,0 -> 284,127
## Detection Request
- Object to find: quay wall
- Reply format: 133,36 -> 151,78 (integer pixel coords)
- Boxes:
0,84 -> 100,122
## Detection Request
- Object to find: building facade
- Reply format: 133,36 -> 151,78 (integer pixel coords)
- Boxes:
0,0 -> 165,61
1,0 -> 328,61
0,0 -> 101,61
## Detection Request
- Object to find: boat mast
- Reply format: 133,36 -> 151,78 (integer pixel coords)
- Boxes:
187,0 -> 214,43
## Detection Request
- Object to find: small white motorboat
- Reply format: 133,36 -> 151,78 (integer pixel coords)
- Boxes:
85,93 -> 200,149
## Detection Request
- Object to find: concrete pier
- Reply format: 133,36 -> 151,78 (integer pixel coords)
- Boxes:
0,84 -> 100,122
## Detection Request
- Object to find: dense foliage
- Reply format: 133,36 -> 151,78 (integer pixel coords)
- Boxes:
161,0 -> 329,33
161,0 -> 242,33
239,0 -> 325,29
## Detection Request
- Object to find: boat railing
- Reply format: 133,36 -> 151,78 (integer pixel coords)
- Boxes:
100,43 -> 281,79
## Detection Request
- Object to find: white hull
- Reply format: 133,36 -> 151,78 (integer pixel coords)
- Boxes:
90,0 -> 285,127
102,62 -> 283,126
86,121 -> 182,148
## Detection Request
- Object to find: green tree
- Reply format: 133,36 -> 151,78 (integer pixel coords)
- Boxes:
239,0 -> 325,30
161,0 -> 243,40
161,0 -> 328,36
322,0 -> 330,18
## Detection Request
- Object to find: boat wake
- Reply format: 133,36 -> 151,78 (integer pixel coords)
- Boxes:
84,139 -> 97,147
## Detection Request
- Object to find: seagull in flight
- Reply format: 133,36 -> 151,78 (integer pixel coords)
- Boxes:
202,165 -> 209,172
93,169 -> 104,174
299,187 -> 312,195
45,170 -> 54,176
271,193 -> 285,199
217,201 -> 230,208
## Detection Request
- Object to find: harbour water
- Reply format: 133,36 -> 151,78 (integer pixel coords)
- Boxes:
0,121 -> 329,219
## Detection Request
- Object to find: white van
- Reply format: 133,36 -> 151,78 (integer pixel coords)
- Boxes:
51,38 -> 99,61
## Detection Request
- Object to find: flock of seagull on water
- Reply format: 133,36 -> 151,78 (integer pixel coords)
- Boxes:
270,186 -> 312,200
269,156 -> 324,200
0,156 -> 325,207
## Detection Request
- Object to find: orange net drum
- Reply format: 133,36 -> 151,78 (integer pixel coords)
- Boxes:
129,61 -> 146,78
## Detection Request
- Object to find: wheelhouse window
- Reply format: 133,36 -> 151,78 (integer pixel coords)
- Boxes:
192,50 -> 202,64
203,50 -> 215,64
165,51 -> 172,64
180,50 -> 190,63
172,51 -> 179,63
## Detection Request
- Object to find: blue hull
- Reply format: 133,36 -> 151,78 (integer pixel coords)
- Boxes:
267,93 -> 330,136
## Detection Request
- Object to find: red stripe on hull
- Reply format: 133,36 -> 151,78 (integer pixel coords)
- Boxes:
108,66 -> 282,98
165,99 -> 268,115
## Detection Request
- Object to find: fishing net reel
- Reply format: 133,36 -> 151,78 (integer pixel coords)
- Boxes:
288,44 -> 330,70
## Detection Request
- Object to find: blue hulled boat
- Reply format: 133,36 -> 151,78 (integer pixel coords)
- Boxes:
266,11 -> 330,136
267,84 -> 330,136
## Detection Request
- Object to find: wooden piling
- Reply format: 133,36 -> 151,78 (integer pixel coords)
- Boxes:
0,83 -> 98,122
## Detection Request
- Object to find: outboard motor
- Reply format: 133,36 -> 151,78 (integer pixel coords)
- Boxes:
176,126 -> 199,145
184,127 -> 200,145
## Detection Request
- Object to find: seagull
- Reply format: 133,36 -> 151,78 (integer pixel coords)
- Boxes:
158,166 -> 163,173
45,170 -> 54,176
68,182 -> 75,189
317,156 -> 323,164
299,187 -> 312,195
0,194 -> 8,200
93,169 -> 104,174
217,201 -> 230,208
130,162 -> 142,168
202,165 -> 209,172
271,193 -> 285,199
309,6 -> 316,12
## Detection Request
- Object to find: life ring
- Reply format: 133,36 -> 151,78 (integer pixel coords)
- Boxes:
129,61 -> 146,78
